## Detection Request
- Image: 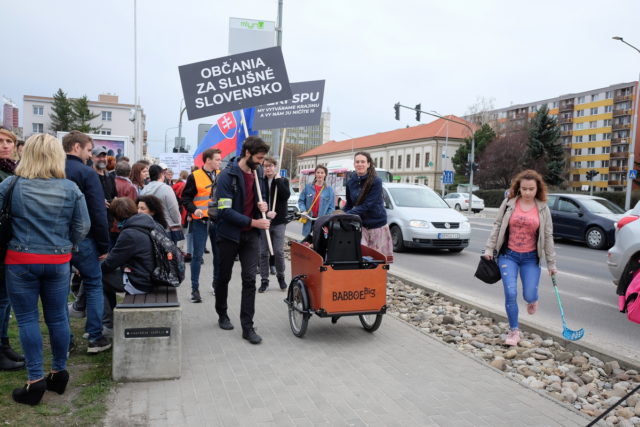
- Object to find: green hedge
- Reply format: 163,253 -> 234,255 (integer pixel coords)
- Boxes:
472,189 -> 640,209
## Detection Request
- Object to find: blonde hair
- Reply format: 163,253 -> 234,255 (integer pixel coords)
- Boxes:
15,134 -> 66,179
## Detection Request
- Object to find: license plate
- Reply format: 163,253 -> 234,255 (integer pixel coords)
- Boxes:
438,233 -> 460,239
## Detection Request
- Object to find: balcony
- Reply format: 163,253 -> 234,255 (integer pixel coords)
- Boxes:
613,109 -> 632,117
611,138 -> 629,145
608,166 -> 623,172
559,102 -> 575,112
508,113 -> 528,121
560,130 -> 573,137
614,94 -> 633,103
609,180 -> 624,186
558,116 -> 573,124
611,151 -> 629,159
612,123 -> 632,131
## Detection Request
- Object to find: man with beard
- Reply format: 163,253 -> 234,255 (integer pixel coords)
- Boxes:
214,137 -> 270,344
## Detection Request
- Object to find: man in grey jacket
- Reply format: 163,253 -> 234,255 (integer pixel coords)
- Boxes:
140,164 -> 183,243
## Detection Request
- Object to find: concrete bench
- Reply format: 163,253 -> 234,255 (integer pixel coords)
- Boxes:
112,286 -> 182,382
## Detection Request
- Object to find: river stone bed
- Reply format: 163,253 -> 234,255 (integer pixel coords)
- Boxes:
386,277 -> 640,426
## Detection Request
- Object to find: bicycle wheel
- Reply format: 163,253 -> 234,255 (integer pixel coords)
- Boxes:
359,314 -> 383,332
288,279 -> 310,338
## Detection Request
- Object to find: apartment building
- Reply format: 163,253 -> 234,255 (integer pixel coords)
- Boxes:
23,93 -> 147,159
259,111 -> 331,151
476,81 -> 639,191
298,116 -> 471,192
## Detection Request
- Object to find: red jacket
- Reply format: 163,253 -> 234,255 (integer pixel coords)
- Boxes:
111,176 -> 139,233
172,180 -> 188,226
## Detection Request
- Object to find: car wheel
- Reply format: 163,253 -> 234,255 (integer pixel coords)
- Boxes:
585,226 -> 606,250
454,204 -> 462,211
449,248 -> 464,253
390,225 -> 405,252
472,209 -> 480,213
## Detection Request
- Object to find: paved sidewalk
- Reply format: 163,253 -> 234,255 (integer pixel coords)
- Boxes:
105,253 -> 589,426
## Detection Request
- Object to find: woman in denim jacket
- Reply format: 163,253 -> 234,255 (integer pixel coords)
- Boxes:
0,134 -> 90,405
298,165 -> 335,237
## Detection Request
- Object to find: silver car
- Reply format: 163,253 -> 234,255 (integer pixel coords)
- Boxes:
383,183 -> 471,253
443,192 -> 485,213
607,202 -> 640,285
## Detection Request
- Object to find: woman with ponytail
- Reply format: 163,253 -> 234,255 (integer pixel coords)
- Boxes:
344,151 -> 393,260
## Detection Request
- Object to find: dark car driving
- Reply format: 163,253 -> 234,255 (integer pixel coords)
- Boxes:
547,193 -> 625,249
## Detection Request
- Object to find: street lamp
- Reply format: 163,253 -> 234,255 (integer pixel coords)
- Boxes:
282,146 -> 294,178
612,36 -> 640,210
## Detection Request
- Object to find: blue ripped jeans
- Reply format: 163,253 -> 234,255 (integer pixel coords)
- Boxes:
498,249 -> 541,330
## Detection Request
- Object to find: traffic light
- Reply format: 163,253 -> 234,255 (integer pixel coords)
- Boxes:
394,103 -> 400,120
472,162 -> 479,173
464,161 -> 471,178
415,103 -> 421,121
586,170 -> 599,181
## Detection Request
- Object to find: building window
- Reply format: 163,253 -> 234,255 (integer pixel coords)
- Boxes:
33,105 -> 44,116
591,94 -> 599,102
588,134 -> 597,142
101,111 -> 112,121
390,156 -> 394,169
405,177 -> 410,183
603,133 -> 612,140
425,152 -> 430,167
604,119 -> 612,127
576,110 -> 584,117
574,148 -> 582,155
574,161 -> 582,168
32,123 -> 43,133
100,129 -> 112,135
590,107 -> 598,115
602,147 -> 610,154
379,157 -> 383,168
397,155 -> 402,170
601,174 -> 609,181
587,161 -> 595,167
605,105 -> 613,113
577,96 -> 585,104
415,153 -> 420,168
575,123 -> 584,130
575,135 -> 583,143
406,154 -> 411,169
589,121 -> 597,129
553,101 -> 559,109
602,160 -> 610,167
606,91 -> 613,99
587,147 -> 596,154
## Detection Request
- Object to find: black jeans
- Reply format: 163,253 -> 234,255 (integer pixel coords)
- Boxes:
214,230 -> 259,331
102,269 -> 125,329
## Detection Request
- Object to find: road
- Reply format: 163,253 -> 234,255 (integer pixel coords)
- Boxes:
286,215 -> 640,362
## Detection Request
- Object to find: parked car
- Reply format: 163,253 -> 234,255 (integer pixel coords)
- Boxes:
607,201 -> 640,286
383,183 -> 470,253
443,192 -> 485,213
288,190 -> 300,214
547,193 -> 625,250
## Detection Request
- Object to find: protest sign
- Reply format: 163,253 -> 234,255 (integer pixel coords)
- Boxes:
158,153 -> 194,176
178,46 -> 292,120
252,80 -> 325,130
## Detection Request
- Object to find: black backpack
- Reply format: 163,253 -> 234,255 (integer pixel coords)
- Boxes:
132,225 -> 185,287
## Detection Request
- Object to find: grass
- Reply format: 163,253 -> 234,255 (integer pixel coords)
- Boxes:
0,303 -> 113,426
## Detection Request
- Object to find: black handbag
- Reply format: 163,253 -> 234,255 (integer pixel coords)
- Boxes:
0,176 -> 19,262
474,255 -> 501,284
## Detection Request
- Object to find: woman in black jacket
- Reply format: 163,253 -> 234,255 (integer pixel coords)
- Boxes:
102,198 -> 164,330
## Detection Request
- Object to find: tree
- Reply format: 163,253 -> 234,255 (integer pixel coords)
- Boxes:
452,123 -> 496,183
71,95 -> 101,133
49,89 -> 74,132
527,104 -> 564,186
475,129 -> 529,189
465,96 -> 496,126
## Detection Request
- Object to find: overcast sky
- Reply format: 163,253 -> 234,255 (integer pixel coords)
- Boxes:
3,0 -> 640,156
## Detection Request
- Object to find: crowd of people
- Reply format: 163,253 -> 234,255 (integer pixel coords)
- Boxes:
0,125 -> 557,406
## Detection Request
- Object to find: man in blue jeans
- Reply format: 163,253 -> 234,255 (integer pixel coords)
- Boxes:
181,148 -> 222,303
63,131 -> 112,354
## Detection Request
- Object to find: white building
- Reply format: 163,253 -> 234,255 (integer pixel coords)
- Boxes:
23,93 -> 146,159
298,115 -> 472,191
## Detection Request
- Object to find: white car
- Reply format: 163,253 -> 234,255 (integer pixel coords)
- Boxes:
383,183 -> 471,253
288,190 -> 300,214
443,192 -> 485,213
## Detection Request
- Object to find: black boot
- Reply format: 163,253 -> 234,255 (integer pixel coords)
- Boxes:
1,338 -> 25,362
12,378 -> 46,406
46,370 -> 69,395
0,351 -> 24,371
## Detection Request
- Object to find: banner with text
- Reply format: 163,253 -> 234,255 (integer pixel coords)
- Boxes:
158,153 -> 195,176
252,80 -> 325,130
178,46 -> 292,120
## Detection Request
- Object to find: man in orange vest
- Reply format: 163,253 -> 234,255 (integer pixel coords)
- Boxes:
182,148 -> 222,303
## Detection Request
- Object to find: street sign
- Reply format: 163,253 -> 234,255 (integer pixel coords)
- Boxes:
629,169 -> 637,179
442,170 -> 454,184
178,46 -> 292,120
253,80 -> 325,130
280,169 -> 287,178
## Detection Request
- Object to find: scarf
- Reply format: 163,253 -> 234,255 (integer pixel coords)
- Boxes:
0,158 -> 16,175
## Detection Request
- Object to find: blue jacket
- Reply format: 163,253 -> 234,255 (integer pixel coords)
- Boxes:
65,155 -> 111,254
344,174 -> 387,229
0,176 -> 90,255
298,183 -> 335,236
214,159 -> 267,243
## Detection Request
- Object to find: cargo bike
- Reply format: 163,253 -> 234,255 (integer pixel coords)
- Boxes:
285,214 -> 390,338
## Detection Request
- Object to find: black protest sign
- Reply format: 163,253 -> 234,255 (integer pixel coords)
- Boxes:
178,46 -> 292,120
252,80 -> 325,130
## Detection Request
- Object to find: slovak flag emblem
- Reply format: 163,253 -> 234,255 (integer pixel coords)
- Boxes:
217,112 -> 237,140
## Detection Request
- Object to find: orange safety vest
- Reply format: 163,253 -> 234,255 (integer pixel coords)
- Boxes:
191,169 -> 215,219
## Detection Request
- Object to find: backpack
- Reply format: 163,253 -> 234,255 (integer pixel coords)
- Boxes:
619,269 -> 640,324
132,225 -> 185,287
